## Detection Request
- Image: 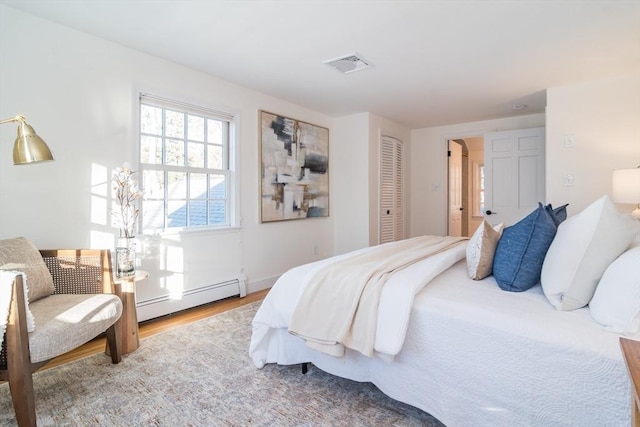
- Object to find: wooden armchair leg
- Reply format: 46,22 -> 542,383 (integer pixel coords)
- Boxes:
105,319 -> 122,364
7,370 -> 36,427
6,275 -> 37,426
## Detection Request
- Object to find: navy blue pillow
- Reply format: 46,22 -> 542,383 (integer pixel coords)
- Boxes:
546,203 -> 569,226
493,203 -> 559,292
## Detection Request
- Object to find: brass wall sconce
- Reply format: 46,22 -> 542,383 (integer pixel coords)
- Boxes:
0,115 -> 54,165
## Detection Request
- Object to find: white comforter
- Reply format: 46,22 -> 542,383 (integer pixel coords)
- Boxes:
252,238 -> 467,362
288,236 -> 467,359
249,242 -> 633,427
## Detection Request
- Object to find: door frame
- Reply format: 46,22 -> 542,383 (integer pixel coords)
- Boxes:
447,139 -> 465,236
442,131 -> 482,237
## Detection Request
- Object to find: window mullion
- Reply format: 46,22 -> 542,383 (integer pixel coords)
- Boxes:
160,108 -> 168,231
183,111 -> 189,227
223,121 -> 229,169
204,117 -> 209,169
207,173 -> 212,222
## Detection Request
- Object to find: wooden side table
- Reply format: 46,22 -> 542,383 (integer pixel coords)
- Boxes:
113,270 -> 149,355
620,338 -> 640,427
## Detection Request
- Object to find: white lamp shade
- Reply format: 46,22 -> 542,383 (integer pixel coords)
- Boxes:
612,168 -> 640,204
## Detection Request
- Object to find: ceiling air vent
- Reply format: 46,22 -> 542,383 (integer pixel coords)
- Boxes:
323,52 -> 372,74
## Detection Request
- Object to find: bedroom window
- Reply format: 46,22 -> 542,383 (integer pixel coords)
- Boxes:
138,94 -> 237,234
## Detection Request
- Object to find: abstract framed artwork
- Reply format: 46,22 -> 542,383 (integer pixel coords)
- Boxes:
259,110 -> 329,222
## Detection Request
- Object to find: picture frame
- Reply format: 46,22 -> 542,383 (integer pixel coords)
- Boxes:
259,110 -> 329,223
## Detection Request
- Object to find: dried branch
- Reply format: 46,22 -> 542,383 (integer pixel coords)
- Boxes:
112,166 -> 143,238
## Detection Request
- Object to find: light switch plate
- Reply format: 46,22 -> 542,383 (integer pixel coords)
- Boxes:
564,134 -> 576,148
562,174 -> 575,186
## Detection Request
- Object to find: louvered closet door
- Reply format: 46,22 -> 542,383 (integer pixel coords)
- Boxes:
380,135 -> 404,244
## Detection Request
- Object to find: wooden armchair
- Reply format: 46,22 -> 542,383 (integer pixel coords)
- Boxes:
0,246 -> 123,426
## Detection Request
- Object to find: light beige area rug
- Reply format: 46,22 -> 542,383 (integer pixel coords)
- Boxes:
0,301 -> 443,426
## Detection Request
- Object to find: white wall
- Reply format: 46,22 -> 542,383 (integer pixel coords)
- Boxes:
0,6 -> 333,306
332,113 -> 370,255
330,113 -> 411,255
546,74 -> 640,215
409,113 -> 545,236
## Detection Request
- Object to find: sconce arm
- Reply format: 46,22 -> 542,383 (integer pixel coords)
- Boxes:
0,115 -> 27,125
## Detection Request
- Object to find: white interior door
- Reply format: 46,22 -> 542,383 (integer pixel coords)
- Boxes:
448,140 -> 463,236
380,135 -> 404,244
483,127 -> 545,226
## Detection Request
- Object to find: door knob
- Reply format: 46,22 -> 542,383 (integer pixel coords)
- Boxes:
485,210 -> 497,215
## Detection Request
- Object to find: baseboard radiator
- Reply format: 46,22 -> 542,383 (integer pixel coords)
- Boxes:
136,276 -> 247,322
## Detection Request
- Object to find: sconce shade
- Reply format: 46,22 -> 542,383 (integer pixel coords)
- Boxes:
12,121 -> 54,165
612,168 -> 640,204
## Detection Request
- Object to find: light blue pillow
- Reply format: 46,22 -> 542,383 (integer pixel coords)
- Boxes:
493,203 -> 559,292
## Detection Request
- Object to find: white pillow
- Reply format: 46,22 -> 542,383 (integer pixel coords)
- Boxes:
589,246 -> 640,334
466,220 -> 504,280
541,195 -> 634,311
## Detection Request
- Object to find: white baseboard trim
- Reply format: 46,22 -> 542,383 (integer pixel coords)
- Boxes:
247,275 -> 278,294
136,278 -> 242,322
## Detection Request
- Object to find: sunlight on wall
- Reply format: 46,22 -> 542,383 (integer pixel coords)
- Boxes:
88,158 -> 242,312
91,195 -> 108,225
91,163 -> 108,202
162,239 -> 185,300
90,230 -> 116,250
166,273 -> 185,300
90,163 -> 115,248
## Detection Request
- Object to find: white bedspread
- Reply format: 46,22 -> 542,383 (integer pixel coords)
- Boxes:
288,235 -> 467,358
249,246 -> 634,426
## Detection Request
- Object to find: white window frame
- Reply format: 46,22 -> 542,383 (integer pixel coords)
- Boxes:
138,93 -> 239,235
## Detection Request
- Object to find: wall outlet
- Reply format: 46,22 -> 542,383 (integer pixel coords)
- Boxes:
562,174 -> 575,187
313,244 -> 319,255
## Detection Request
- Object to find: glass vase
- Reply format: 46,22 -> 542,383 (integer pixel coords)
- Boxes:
116,237 -> 136,278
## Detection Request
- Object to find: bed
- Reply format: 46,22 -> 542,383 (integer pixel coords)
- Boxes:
250,197 -> 639,426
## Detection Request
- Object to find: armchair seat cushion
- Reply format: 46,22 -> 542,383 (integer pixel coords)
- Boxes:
28,294 -> 122,363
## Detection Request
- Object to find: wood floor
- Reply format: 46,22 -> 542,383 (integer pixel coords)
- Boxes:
45,289 -> 269,371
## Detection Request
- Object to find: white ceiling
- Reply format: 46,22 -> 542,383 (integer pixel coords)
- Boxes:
2,0 -> 639,129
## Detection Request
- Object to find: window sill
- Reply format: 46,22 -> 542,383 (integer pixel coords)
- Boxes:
142,226 -> 242,238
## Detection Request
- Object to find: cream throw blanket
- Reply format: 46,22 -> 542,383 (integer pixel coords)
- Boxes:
0,270 -> 36,350
288,235 -> 467,358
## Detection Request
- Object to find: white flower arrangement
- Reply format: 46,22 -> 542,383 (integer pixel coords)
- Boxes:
112,164 -> 143,238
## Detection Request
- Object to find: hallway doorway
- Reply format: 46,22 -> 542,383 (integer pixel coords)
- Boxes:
447,136 -> 484,237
